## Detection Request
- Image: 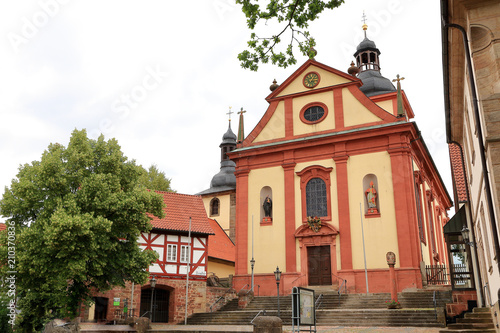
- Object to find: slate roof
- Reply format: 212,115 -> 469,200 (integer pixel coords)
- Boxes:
207,219 -> 235,262
449,143 -> 468,203
150,191 -> 214,235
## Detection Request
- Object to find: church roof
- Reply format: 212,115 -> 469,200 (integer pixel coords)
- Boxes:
449,143 -> 468,203
207,218 -> 235,262
358,70 -> 396,97
150,191 -> 214,235
222,125 -> 237,144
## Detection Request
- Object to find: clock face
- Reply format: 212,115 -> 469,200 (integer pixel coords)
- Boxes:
303,72 -> 319,88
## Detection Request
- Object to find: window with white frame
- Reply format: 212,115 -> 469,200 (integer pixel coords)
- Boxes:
180,245 -> 190,263
167,244 -> 177,262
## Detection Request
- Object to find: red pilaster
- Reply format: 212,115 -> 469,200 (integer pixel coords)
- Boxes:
285,97 -> 294,138
389,141 -> 419,269
283,151 -> 297,272
333,148 -> 352,270
235,166 -> 250,276
333,88 -> 344,129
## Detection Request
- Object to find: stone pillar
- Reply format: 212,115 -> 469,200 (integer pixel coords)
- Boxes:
386,251 -> 398,303
253,316 -> 282,333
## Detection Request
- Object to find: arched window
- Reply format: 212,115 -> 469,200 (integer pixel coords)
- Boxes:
306,178 -> 327,217
297,165 -> 333,222
210,198 -> 220,216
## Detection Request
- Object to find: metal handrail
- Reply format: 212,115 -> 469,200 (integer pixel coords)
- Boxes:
250,310 -> 267,324
484,283 -> 492,307
315,294 -> 324,309
239,284 -> 250,293
331,273 -> 348,296
291,274 -> 306,285
210,288 -> 236,312
140,310 -> 151,318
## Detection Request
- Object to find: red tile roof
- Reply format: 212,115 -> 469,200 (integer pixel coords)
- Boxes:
0,224 -> 5,231
208,219 -> 235,262
449,143 -> 468,203
150,192 -> 214,235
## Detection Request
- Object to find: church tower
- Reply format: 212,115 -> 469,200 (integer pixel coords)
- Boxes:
198,113 -> 237,241
354,23 -> 396,97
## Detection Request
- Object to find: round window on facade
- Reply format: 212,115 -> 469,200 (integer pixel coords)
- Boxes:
300,103 -> 328,124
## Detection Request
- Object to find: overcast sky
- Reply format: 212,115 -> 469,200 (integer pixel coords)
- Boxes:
0,0 -> 452,218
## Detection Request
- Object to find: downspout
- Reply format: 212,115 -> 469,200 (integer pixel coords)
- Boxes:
441,10 -> 500,275
450,141 -> 485,306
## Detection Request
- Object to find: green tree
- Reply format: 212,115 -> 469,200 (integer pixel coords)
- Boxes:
139,164 -> 175,192
0,129 -> 164,332
237,0 -> 344,71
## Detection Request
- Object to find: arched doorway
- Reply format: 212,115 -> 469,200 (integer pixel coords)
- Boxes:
140,288 -> 170,322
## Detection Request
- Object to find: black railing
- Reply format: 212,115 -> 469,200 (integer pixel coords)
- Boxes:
426,264 -> 450,285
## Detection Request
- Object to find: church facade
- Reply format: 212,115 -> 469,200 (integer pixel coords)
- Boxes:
228,32 -> 452,296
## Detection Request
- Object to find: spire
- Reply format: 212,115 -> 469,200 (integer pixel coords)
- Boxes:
226,106 -> 233,124
361,11 -> 368,38
392,74 -> 406,117
237,107 -> 246,144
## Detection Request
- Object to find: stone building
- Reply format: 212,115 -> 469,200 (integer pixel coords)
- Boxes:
441,0 -> 500,323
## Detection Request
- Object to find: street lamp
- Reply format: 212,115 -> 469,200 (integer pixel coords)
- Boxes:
461,225 -> 474,247
149,275 -> 157,322
274,266 -> 282,317
250,258 -> 255,292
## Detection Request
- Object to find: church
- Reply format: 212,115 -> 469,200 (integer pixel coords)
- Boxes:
220,24 -> 453,296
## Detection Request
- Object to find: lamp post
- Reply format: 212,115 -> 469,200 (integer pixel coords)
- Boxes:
461,225 -> 474,247
250,258 -> 255,292
274,266 -> 282,317
149,275 -> 157,322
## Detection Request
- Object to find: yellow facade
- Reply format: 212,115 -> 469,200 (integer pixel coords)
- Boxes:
254,101 -> 285,143
347,152 -> 398,269
277,65 -> 351,97
202,193 -> 232,234
247,166 -> 286,274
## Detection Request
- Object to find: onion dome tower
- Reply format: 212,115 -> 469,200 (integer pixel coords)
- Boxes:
354,21 -> 396,97
210,121 -> 237,189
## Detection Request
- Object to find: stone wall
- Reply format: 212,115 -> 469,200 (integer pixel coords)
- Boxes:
79,277 -> 211,324
206,286 -> 236,312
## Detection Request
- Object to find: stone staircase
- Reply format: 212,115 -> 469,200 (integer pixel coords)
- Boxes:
183,290 -> 452,328
80,323 -> 137,333
439,307 -> 496,332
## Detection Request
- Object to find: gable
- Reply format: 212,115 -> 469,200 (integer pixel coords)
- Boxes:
245,60 -> 398,146
276,64 -> 352,98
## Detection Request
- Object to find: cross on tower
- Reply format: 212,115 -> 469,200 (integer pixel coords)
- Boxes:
392,74 -> 405,83
361,11 -> 367,25
238,107 -> 246,116
226,107 -> 233,121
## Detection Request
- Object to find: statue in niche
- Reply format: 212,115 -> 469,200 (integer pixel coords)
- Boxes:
263,196 -> 272,217
365,181 -> 378,213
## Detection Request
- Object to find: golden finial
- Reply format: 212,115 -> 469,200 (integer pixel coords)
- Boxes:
226,107 -> 233,122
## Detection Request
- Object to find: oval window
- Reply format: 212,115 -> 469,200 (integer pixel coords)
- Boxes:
303,106 -> 325,122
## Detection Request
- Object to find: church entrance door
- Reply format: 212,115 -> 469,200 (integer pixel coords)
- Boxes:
307,246 -> 331,285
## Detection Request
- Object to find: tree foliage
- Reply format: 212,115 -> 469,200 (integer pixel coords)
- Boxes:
237,0 -> 344,71
0,129 -> 164,331
139,164 -> 175,192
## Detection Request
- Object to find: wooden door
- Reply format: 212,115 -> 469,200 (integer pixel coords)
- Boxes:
307,246 -> 331,285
